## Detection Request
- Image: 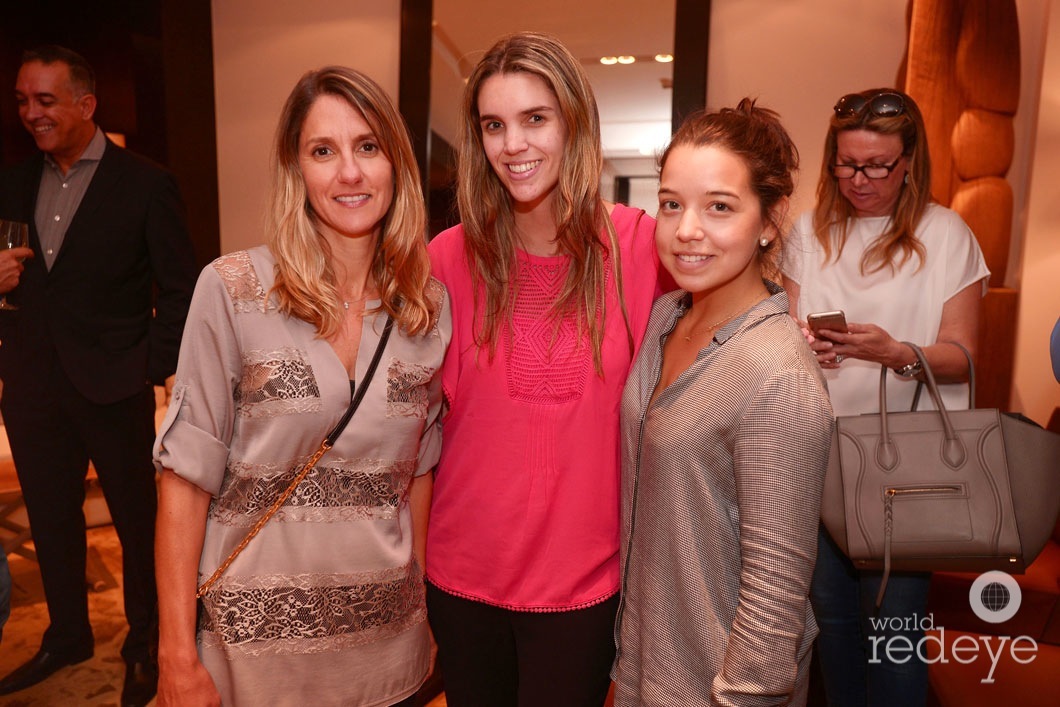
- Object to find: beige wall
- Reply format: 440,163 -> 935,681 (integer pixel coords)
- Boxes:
1014,0 -> 1060,426
211,0 -> 401,254
707,0 -> 909,219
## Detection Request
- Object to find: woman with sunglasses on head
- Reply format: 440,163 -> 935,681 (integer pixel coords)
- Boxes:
424,32 -> 664,706
782,88 -> 989,706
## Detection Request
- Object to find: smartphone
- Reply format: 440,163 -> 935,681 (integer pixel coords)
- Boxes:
807,310 -> 848,338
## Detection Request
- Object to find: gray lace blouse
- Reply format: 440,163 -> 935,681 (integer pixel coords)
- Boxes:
154,246 -> 451,706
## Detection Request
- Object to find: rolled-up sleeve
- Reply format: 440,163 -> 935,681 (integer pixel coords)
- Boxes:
153,264 -> 241,496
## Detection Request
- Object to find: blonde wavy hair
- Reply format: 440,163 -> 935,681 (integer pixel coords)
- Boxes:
457,32 -> 631,374
812,87 -> 931,274
267,66 -> 436,337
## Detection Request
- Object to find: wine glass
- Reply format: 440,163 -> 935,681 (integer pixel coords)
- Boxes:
0,219 -> 30,311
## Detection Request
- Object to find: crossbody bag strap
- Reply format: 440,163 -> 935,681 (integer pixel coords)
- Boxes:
196,314 -> 395,599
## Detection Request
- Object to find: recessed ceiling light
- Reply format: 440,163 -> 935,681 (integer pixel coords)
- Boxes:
617,56 -> 636,64
600,56 -> 619,65
654,54 -> 674,63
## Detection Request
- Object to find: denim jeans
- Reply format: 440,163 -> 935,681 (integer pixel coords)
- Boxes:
0,550 -> 10,643
810,527 -> 931,707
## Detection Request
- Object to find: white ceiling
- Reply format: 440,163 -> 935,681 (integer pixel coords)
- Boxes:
431,0 -> 676,173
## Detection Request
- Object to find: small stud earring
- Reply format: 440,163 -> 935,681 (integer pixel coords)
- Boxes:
904,173 -> 909,185
760,237 -> 769,247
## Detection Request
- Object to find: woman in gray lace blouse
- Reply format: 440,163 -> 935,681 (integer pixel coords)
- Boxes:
153,67 -> 450,706
613,102 -> 833,706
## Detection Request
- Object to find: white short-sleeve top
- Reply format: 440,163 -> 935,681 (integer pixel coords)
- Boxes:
784,204 -> 989,416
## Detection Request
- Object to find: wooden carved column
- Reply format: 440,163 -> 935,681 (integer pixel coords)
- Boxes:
903,0 -> 1021,409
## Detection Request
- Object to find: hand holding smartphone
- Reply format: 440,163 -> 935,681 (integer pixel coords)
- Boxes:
806,310 -> 848,340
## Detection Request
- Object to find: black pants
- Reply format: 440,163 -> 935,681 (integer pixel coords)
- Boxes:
2,363 -> 158,662
426,582 -> 617,707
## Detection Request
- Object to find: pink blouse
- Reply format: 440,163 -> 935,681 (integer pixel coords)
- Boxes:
426,204 -> 663,611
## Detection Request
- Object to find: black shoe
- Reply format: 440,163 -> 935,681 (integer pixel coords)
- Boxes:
0,648 -> 94,695
121,658 -> 158,707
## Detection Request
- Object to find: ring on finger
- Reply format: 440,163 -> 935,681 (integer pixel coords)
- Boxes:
835,354 -> 845,364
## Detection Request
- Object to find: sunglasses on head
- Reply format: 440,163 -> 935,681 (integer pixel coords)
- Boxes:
833,92 -> 906,119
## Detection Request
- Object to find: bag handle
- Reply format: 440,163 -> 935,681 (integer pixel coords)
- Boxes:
909,341 -> 975,411
874,341 -> 975,608
196,314 -> 395,599
876,342 -> 966,471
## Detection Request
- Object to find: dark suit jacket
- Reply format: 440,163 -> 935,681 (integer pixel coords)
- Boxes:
0,139 -> 198,405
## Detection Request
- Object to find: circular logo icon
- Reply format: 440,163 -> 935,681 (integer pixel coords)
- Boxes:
969,570 -> 1021,624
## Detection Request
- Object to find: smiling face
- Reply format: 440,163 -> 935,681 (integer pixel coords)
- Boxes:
298,94 -> 393,250
15,60 -> 97,172
477,71 -> 568,215
835,129 -> 907,218
656,144 -> 772,306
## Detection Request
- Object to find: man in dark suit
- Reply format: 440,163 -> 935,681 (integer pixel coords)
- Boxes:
0,45 -> 197,706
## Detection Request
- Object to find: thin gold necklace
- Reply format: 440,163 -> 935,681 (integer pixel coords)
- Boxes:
341,293 -> 370,311
681,296 -> 764,342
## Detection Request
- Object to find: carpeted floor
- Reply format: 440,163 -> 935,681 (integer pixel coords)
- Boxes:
1,525 -> 142,706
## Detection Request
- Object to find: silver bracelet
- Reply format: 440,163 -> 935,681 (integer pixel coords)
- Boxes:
893,359 -> 923,377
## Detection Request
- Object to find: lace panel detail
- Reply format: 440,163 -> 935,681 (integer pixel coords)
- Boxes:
236,347 -> 322,419
506,256 -> 593,404
211,457 -> 417,525
198,564 -> 425,656
387,359 -> 434,419
212,250 -> 271,313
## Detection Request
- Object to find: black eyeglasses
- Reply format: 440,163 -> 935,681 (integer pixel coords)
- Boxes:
834,92 -> 906,119
830,156 -> 903,180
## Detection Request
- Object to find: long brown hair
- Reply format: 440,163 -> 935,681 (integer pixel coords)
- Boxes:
267,66 -> 436,336
812,88 -> 931,274
457,32 -> 630,374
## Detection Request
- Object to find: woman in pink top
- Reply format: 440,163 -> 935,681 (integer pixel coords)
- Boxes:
425,32 -> 664,705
